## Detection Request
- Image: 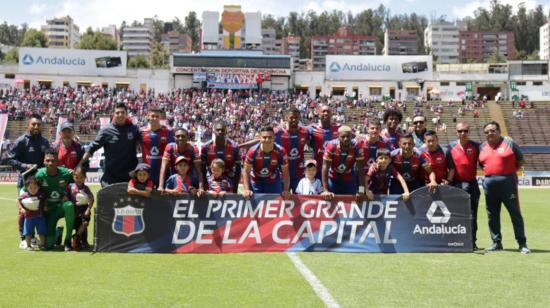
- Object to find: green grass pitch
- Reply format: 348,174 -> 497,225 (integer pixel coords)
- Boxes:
1,184 -> 549,307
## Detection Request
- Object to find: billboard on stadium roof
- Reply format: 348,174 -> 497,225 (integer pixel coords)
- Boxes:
19,47 -> 127,76
326,55 -> 433,81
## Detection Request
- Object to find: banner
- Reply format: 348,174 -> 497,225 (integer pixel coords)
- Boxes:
0,113 -> 8,155
207,72 -> 263,89
326,55 -> 432,81
95,184 -> 472,253
54,116 -> 67,144
19,47 -> 127,76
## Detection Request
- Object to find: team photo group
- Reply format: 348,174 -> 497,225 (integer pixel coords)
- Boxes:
8,99 -> 529,254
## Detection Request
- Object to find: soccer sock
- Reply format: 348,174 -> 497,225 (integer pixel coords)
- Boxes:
63,201 -> 75,244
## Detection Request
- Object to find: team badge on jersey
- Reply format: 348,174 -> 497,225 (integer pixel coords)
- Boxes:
336,164 -> 347,173
127,132 -> 134,140
290,148 -> 299,158
259,168 -> 270,176
112,205 -> 145,237
150,146 -> 159,156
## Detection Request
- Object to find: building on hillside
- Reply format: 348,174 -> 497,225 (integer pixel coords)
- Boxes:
100,25 -> 119,48
458,31 -> 516,63
539,22 -> 550,60
311,26 -> 376,70
41,15 -> 80,48
261,28 -> 281,55
424,21 -> 466,64
282,35 -> 301,69
122,18 -> 154,57
162,31 -> 192,53
383,29 -> 418,55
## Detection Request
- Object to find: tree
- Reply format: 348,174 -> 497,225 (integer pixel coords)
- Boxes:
2,47 -> 18,63
77,27 -> 117,50
128,55 -> 150,68
149,41 -> 169,67
21,28 -> 47,47
152,16 -> 165,42
184,11 -> 200,51
487,51 -> 506,63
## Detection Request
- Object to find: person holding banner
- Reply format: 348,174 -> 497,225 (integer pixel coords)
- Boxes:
446,121 -> 481,249
159,128 -> 204,195
420,130 -> 449,184
242,125 -> 290,199
8,114 -> 50,249
479,121 -> 530,254
274,107 -> 309,192
200,122 -> 241,193
307,105 -> 340,177
77,103 -> 141,187
140,108 -> 174,188
390,134 -> 437,194
321,126 -> 366,200
54,122 -> 85,171
358,119 -> 392,183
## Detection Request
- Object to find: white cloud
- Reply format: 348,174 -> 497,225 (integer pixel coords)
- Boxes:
29,2 -> 47,15
452,0 -> 540,19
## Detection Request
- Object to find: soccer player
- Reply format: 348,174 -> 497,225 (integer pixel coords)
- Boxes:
381,109 -> 403,150
274,107 -> 309,192
35,148 -> 75,251
359,119 -> 392,183
78,103 -> 141,187
8,114 -> 50,248
446,121 -> 481,249
201,122 -> 241,193
419,130 -> 448,184
159,128 -> 204,196
307,105 -> 340,176
242,125 -> 290,199
390,134 -> 437,194
411,115 -> 427,148
479,121 -> 529,254
54,122 -> 85,171
140,108 -> 174,188
321,126 -> 366,200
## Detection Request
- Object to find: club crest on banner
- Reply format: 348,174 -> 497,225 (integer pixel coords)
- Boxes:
112,199 -> 145,237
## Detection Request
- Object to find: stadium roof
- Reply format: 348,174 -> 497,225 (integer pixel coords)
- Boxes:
173,50 -> 291,59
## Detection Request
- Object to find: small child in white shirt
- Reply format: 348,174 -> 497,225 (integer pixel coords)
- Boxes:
295,160 -> 323,195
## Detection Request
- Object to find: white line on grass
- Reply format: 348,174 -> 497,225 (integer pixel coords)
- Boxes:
287,252 -> 341,308
0,197 -> 14,201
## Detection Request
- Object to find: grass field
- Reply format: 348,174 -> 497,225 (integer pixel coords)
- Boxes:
1,184 -> 549,307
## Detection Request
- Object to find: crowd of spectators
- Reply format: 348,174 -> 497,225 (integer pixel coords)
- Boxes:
0,85 -> 494,146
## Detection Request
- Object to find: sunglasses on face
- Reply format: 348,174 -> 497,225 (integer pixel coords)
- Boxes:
413,121 -> 424,125
457,129 -> 469,133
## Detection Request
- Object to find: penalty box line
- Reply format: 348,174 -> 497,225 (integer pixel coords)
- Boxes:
287,252 -> 341,308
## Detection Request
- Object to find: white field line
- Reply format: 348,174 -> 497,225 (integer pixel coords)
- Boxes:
287,252 -> 341,308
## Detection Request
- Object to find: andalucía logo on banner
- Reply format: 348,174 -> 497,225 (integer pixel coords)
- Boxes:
22,54 -> 34,65
112,197 -> 145,237
414,200 -> 466,235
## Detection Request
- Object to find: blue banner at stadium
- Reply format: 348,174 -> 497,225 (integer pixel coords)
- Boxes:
94,184 -> 472,253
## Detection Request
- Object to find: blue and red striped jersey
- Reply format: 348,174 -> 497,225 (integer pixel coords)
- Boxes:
323,139 -> 364,182
244,143 -> 288,183
140,126 -> 174,186
307,123 -> 340,168
274,126 -> 308,180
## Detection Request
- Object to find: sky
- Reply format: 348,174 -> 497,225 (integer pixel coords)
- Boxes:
1,0 -> 549,31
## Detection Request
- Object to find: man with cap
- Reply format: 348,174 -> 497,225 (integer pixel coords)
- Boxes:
411,115 -> 427,149
54,122 -> 85,171
321,126 -> 366,199
8,114 -> 50,249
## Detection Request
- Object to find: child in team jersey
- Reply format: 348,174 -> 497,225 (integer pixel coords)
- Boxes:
295,160 -> 323,195
65,167 -> 94,250
206,159 -> 233,198
17,176 -> 47,251
164,156 -> 199,195
128,163 -> 154,198
367,149 -> 410,200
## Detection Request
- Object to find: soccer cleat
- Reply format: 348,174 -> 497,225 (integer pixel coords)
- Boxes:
19,240 -> 28,249
519,245 -> 531,254
485,242 -> 503,252
81,238 -> 90,250
26,246 -> 33,251
72,235 -> 81,251
31,237 -> 38,247
64,240 -> 72,252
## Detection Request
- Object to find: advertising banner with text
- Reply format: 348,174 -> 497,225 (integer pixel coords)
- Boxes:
19,47 -> 127,76
326,55 -> 433,81
95,184 -> 472,253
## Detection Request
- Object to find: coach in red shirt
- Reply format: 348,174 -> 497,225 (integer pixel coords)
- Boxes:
55,122 -> 85,170
479,121 -> 529,254
446,121 -> 481,249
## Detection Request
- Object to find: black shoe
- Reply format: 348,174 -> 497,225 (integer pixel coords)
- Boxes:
486,242 -> 503,252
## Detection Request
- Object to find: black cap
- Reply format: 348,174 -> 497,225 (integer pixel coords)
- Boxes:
129,163 -> 151,177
